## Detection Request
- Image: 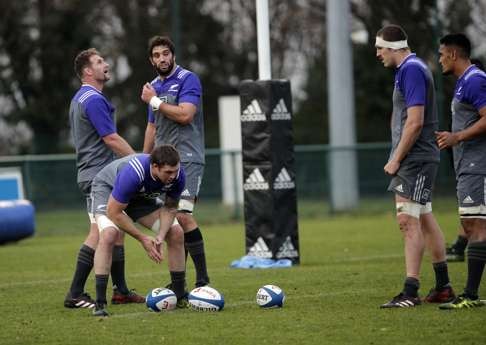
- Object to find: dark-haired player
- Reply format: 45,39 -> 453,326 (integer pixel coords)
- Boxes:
436,33 -> 486,309
141,35 -> 210,288
91,145 -> 188,316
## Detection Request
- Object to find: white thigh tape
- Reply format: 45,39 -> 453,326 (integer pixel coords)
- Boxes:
88,212 -> 96,224
459,205 -> 486,218
420,202 -> 432,215
178,199 -> 194,213
96,215 -> 119,232
396,202 -> 421,218
150,217 -> 179,234
151,219 -> 160,233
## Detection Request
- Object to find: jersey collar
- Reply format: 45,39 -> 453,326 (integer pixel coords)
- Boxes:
397,53 -> 416,69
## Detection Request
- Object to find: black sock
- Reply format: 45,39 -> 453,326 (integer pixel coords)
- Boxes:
185,228 -> 210,286
95,274 -> 109,305
464,241 -> 486,299
433,261 -> 450,290
403,277 -> 420,297
111,245 -> 129,294
69,244 -> 95,297
170,271 -> 186,299
453,235 -> 468,253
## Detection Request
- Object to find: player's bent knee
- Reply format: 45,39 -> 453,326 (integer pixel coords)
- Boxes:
167,225 -> 184,246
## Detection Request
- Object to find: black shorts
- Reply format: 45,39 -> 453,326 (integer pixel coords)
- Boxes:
387,161 -> 438,205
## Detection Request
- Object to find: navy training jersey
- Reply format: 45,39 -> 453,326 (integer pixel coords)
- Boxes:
69,84 -> 117,183
390,54 -> 440,163
94,154 -> 185,204
451,65 -> 486,176
147,65 -> 205,164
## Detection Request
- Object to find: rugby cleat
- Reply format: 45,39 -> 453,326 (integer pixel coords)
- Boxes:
439,294 -> 485,310
64,292 -> 96,309
424,286 -> 456,303
445,245 -> 465,262
92,302 -> 109,317
111,288 -> 145,304
380,293 -> 421,308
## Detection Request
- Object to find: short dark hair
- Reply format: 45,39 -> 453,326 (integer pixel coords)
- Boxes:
148,36 -> 175,57
150,144 -> 180,166
74,48 -> 100,80
376,24 -> 408,42
439,33 -> 471,58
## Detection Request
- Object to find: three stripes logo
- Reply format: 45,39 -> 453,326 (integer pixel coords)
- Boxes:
241,99 -> 266,122
244,168 -> 269,191
273,167 -> 295,190
271,98 -> 291,120
276,236 -> 298,258
248,237 -> 272,258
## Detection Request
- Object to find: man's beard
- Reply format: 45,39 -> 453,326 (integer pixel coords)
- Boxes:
155,59 -> 175,77
442,69 -> 452,76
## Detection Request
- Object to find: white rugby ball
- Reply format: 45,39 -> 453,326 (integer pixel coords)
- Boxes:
146,287 -> 177,312
256,285 -> 285,308
188,286 -> 224,311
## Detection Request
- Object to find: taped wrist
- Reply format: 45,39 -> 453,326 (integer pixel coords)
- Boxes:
150,96 -> 163,111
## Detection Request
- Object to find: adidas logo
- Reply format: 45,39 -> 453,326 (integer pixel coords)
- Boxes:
241,99 -> 266,122
271,98 -> 291,120
276,236 -> 298,258
394,184 -> 404,193
273,167 -> 295,190
248,237 -> 272,258
243,168 -> 269,191
463,195 -> 474,204
181,189 -> 191,197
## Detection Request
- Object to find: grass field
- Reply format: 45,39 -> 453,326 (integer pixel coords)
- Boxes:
1,199 -> 485,345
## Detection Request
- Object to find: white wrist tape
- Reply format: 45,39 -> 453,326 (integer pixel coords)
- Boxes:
375,37 -> 408,50
149,96 -> 163,111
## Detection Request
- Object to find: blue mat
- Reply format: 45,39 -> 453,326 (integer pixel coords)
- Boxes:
230,255 -> 292,269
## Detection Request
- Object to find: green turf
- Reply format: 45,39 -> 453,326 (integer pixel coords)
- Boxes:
1,199 -> 485,345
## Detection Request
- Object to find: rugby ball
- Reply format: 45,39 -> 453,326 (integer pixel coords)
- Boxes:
256,285 -> 285,308
188,286 -> 224,311
146,287 -> 177,312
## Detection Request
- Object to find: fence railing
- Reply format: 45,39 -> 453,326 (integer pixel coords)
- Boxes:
0,144 -> 457,212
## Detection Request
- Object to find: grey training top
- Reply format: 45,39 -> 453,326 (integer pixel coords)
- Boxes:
390,54 -> 440,163
451,65 -> 486,175
69,84 -> 117,183
147,66 -> 205,164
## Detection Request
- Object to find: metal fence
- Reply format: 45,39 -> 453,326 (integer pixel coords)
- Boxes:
0,143 -> 457,211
